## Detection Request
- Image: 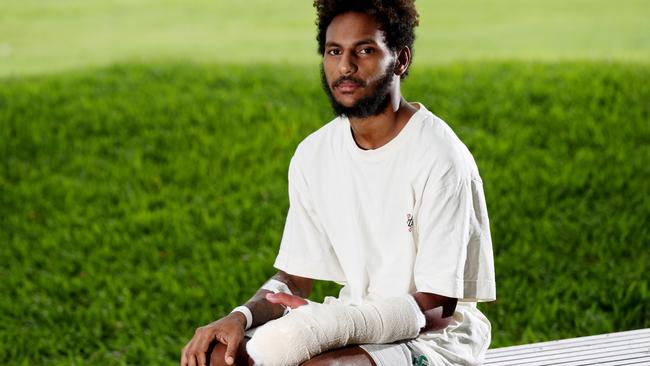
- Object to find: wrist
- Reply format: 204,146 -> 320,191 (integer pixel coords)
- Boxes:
230,311 -> 247,328
231,305 -> 253,330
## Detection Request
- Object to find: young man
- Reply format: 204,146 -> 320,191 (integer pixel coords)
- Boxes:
181,1 -> 495,365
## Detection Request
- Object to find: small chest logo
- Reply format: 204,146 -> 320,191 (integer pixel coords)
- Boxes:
406,213 -> 414,232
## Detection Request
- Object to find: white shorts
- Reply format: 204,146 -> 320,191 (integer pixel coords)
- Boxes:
360,341 -> 431,366
360,303 -> 491,366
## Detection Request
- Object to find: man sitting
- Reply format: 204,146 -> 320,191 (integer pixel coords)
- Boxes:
181,1 -> 496,365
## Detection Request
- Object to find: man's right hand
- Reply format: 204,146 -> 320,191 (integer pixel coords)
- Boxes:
180,271 -> 313,366
181,312 -> 247,366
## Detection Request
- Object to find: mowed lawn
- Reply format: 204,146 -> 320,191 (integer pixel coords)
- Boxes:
1,0 -> 649,76
1,61 -> 649,365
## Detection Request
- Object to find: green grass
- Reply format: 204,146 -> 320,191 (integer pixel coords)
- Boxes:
1,61 -> 649,365
1,0 -> 648,77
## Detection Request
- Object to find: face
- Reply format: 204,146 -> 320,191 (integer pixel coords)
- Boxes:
320,11 -> 397,118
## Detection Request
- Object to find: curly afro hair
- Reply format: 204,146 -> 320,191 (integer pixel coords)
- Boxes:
314,0 -> 419,75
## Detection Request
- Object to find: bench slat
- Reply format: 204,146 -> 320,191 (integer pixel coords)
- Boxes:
486,338 -> 650,362
595,355 -> 650,366
485,328 -> 650,365
487,328 -> 650,356
555,353 -> 650,366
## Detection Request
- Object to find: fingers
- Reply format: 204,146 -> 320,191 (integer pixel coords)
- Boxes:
265,292 -> 308,309
181,343 -> 197,366
182,317 -> 246,366
197,350 -> 206,366
223,333 -> 242,365
181,332 -> 209,366
180,346 -> 187,366
188,342 -> 198,366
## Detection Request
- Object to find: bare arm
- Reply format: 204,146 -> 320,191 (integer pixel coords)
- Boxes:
412,292 -> 458,332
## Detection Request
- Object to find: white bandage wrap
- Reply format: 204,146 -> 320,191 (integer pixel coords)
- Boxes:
231,305 -> 253,330
261,279 -> 293,295
262,279 -> 293,316
246,295 -> 424,366
406,294 -> 427,329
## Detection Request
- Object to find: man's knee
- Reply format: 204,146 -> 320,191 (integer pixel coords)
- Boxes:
208,339 -> 252,366
207,341 -> 228,366
300,346 -> 376,366
301,355 -> 338,366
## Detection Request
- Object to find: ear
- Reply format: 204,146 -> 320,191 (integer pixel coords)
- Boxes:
394,46 -> 411,77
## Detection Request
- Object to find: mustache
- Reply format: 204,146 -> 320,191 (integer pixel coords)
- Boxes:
332,76 -> 366,88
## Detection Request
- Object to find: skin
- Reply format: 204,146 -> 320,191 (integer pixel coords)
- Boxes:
322,11 -> 418,149
181,11 -> 458,366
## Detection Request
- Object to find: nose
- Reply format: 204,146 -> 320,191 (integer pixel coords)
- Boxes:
338,52 -> 357,76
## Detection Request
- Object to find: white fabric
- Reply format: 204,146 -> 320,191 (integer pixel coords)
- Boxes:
406,294 -> 427,330
260,279 -> 293,295
359,342 -> 414,366
271,103 -> 496,364
246,295 -> 422,366
231,305 -> 253,330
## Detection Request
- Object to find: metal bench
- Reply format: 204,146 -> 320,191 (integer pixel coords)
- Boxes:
484,328 -> 650,365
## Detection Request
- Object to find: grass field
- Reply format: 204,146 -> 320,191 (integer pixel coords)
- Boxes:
1,0 -> 649,76
2,0 -> 649,364
1,61 -> 649,365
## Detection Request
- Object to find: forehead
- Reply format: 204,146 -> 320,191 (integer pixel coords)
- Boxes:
325,11 -> 387,46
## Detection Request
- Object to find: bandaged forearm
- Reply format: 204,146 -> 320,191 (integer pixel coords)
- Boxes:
246,295 -> 425,366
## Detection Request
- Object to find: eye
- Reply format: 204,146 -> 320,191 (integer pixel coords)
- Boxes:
358,47 -> 374,55
327,48 -> 341,56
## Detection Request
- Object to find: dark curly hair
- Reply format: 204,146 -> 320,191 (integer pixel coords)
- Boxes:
314,0 -> 419,77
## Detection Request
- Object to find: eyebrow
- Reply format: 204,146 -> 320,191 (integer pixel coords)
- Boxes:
325,39 -> 378,48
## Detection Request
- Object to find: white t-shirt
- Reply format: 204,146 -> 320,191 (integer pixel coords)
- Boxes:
274,103 -> 496,306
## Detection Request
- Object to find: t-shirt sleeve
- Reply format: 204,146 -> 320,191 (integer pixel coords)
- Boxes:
273,154 -> 346,282
414,178 -> 496,302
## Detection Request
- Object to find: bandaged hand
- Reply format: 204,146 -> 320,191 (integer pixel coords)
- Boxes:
246,295 -> 424,366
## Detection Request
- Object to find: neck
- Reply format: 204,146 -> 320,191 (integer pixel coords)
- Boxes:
348,86 -> 417,150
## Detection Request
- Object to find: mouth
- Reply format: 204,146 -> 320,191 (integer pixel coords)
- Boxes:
333,78 -> 365,93
336,82 -> 361,93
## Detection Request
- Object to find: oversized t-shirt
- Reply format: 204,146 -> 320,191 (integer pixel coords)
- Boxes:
273,103 -> 496,307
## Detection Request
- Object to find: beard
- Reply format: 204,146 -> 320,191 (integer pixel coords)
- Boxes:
320,61 -> 396,119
